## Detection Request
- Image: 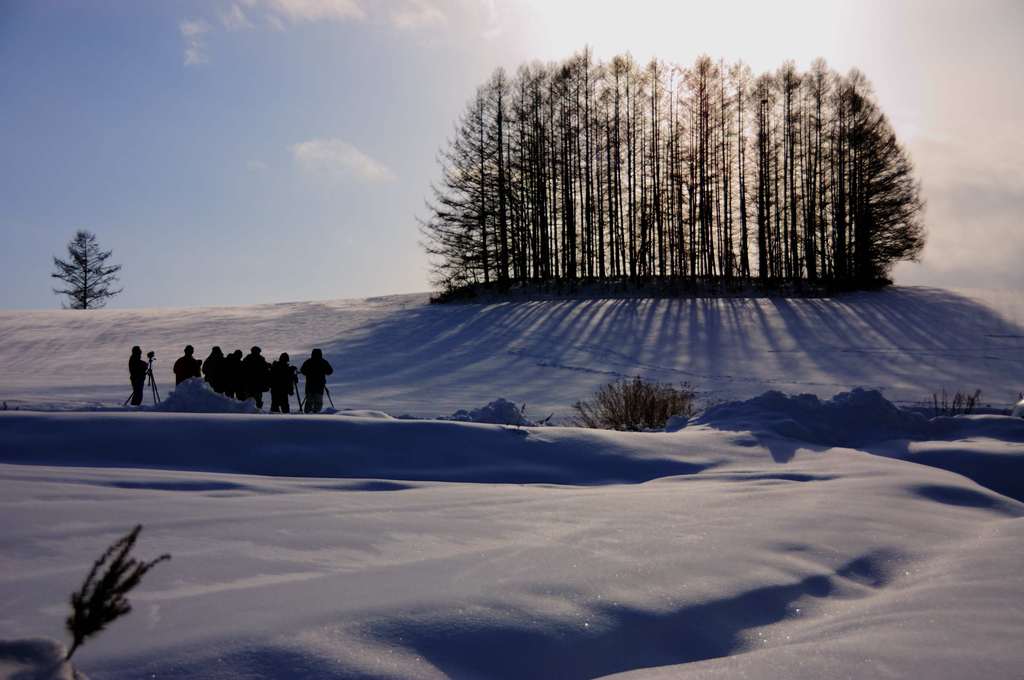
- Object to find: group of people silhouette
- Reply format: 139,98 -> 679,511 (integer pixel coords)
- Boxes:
128,345 -> 334,413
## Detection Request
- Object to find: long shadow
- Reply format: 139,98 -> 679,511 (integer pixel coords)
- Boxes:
357,550 -> 897,679
866,434 -> 1024,503
239,286 -> 1024,419
910,483 -> 1022,516
14,286 -> 1014,417
84,550 -> 899,680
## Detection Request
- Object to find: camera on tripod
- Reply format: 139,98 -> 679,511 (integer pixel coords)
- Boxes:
125,348 -> 161,406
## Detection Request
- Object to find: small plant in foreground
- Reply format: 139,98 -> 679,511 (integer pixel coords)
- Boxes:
573,377 -> 697,431
931,388 -> 982,417
65,525 -> 170,661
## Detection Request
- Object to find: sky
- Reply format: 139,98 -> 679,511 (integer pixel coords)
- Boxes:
1,0 -> 1021,309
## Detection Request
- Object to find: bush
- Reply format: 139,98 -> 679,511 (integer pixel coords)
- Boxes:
573,377 -> 696,430
931,388 -> 982,417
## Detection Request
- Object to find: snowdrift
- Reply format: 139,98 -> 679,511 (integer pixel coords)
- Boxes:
442,398 -> 533,426
1,417 -> 1021,679
152,378 -> 258,414
676,388 -> 1024,499
0,412 -> 712,485
0,638 -> 83,680
684,388 -> 931,446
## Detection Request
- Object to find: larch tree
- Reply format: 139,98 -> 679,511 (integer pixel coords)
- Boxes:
421,51 -> 925,296
51,230 -> 123,310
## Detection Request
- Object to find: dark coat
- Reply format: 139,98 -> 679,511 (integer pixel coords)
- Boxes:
129,356 -> 148,383
270,360 -> 296,395
203,351 -> 225,391
173,355 -> 202,385
241,353 -> 271,394
300,357 -> 334,392
223,353 -> 243,395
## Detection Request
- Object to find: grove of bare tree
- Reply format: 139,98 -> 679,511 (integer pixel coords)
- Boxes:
422,51 -> 924,295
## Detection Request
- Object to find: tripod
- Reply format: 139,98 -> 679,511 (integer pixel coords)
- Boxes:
125,357 -> 161,407
293,372 -> 304,413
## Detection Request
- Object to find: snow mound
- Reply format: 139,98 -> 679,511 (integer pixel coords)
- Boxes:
442,398 -> 532,426
0,638 -> 86,680
686,388 -> 931,446
151,378 -> 258,414
336,409 -> 394,419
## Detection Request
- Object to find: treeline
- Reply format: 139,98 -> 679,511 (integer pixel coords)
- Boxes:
421,50 -> 924,294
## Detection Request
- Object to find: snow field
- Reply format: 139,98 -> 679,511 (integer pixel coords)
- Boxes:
1,287 -> 1022,416
1,286 -> 1023,678
1,409 -> 1024,678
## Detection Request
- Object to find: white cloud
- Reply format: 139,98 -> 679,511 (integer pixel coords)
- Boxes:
221,3 -> 255,30
290,138 -> 396,183
179,0 -> 464,67
179,18 -> 211,65
265,0 -> 366,24
266,13 -> 287,30
247,160 -> 269,171
390,0 -> 446,30
180,18 -> 211,36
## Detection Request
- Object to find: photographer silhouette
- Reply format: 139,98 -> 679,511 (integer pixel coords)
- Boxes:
126,347 -> 160,406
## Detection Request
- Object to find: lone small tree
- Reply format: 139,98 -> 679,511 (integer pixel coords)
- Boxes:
52,230 -> 123,309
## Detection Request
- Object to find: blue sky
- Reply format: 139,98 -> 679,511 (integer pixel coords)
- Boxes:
2,0 -> 1022,308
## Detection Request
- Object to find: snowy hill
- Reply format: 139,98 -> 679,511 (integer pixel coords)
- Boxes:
1,286 -> 1023,679
1,286 -> 1022,415
2,410 -> 1023,679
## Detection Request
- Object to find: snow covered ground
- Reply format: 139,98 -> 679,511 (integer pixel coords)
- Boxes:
0,286 -> 1022,416
1,286 -> 1023,678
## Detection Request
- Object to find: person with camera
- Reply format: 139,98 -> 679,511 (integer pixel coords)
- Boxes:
172,345 -> 203,386
300,348 -> 334,413
128,346 -> 150,406
203,346 -> 226,393
269,352 -> 296,413
241,346 -> 271,409
223,349 -> 243,399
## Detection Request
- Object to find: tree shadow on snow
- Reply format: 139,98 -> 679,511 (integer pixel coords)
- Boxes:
304,287 -> 1024,417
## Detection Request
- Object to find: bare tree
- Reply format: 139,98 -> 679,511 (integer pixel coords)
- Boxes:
422,51 -> 925,296
51,230 -> 123,309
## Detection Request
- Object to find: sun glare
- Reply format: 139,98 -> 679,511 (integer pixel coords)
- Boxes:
520,0 -> 852,71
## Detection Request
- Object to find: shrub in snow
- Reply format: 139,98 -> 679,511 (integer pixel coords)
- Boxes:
152,378 -> 258,414
931,388 -> 982,417
443,399 -> 532,426
574,377 -> 696,431
65,525 -> 170,661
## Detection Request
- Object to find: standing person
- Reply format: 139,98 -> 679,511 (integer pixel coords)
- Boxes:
128,346 -> 148,406
223,349 -> 243,400
269,353 -> 295,413
172,345 -> 202,386
241,346 -> 271,409
203,346 -> 225,393
300,348 -> 334,414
